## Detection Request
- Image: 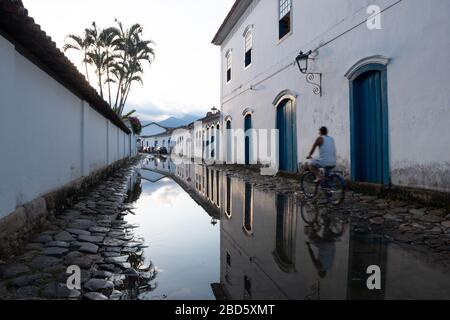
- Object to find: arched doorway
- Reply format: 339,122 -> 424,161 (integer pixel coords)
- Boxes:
216,123 -> 220,162
210,126 -> 215,159
244,114 -> 252,165
225,175 -> 232,218
276,98 -> 297,172
226,120 -> 232,163
347,57 -> 390,184
273,194 -> 296,273
243,182 -> 253,235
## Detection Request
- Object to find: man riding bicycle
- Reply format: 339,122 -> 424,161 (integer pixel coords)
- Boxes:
306,127 -> 337,183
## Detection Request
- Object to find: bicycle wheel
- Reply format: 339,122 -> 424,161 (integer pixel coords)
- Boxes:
324,174 -> 346,205
301,203 -> 319,225
301,172 -> 319,199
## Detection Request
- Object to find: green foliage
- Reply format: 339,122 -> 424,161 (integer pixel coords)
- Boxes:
122,109 -> 137,118
128,116 -> 142,135
64,20 -> 155,117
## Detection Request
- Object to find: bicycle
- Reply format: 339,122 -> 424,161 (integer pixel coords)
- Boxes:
300,165 -> 346,205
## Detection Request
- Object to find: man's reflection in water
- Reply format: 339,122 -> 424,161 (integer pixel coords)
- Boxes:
303,204 -> 346,279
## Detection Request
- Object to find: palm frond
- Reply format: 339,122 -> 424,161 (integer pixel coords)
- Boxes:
122,109 -> 137,118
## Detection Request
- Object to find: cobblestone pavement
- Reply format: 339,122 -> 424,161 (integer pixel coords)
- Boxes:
213,165 -> 450,269
0,156 -> 154,300
1,157 -> 449,300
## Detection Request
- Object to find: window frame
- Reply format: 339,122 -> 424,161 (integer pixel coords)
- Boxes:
225,49 -> 232,84
243,26 -> 253,69
278,0 -> 293,43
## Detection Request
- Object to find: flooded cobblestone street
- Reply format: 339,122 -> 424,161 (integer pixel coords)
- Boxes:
1,155 -> 450,300
0,156 -> 154,300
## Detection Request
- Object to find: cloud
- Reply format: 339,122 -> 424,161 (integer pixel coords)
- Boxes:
124,101 -> 204,122
21,0 -> 235,121
125,103 -> 204,122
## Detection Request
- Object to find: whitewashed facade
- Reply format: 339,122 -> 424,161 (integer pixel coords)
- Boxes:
141,131 -> 174,152
0,16 -> 137,221
213,0 -> 450,192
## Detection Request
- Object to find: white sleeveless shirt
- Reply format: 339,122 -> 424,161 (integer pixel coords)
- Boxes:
319,136 -> 337,167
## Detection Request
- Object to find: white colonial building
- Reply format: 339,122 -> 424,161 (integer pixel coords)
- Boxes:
141,129 -> 175,152
213,0 -> 450,192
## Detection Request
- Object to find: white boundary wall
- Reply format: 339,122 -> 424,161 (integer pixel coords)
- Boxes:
0,34 -> 137,220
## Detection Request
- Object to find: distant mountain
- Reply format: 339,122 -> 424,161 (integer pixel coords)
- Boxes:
157,114 -> 201,128
140,123 -> 167,137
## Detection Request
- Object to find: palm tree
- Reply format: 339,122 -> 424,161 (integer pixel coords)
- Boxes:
85,22 -> 106,99
63,32 -> 92,84
118,40 -> 154,115
109,19 -> 155,115
109,20 -> 141,111
100,27 -> 118,107
64,20 -> 155,115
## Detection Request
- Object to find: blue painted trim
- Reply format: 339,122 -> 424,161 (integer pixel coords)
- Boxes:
244,114 -> 252,166
349,62 -> 390,185
276,98 -> 298,173
349,82 -> 357,181
380,67 -> 390,185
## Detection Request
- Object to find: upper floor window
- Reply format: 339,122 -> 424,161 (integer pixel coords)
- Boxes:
226,50 -> 232,83
279,0 -> 292,40
244,27 -> 253,68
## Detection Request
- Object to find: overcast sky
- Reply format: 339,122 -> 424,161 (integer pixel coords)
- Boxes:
22,0 -> 235,122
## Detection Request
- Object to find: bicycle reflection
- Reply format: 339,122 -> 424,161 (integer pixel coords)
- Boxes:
301,203 -> 346,279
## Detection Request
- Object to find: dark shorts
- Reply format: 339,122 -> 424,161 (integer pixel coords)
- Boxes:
308,159 -> 335,169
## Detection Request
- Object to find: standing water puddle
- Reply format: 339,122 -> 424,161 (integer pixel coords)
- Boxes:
124,156 -> 450,300
125,159 -> 219,300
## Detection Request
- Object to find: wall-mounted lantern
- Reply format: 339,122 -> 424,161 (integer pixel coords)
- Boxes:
295,50 -> 322,96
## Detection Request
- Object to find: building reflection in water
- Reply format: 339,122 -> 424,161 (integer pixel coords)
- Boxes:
274,194 -> 297,274
141,156 -> 450,300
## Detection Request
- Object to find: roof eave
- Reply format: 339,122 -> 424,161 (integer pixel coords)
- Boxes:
211,0 -> 252,46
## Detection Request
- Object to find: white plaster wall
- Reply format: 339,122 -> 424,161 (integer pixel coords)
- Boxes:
125,133 -> 130,158
172,129 -> 195,158
0,35 -> 134,219
0,36 -> 18,218
219,0 -> 450,191
123,131 -> 127,158
13,51 -> 83,206
85,107 -> 108,173
119,130 -> 125,159
108,124 -> 119,163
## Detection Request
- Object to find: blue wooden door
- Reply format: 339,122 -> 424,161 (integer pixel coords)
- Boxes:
352,70 -> 388,184
216,124 -> 220,161
276,100 -> 297,172
244,115 -> 252,165
226,121 -> 232,163
244,182 -> 253,233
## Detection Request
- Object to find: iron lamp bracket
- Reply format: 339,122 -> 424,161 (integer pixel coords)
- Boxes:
296,50 -> 323,97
